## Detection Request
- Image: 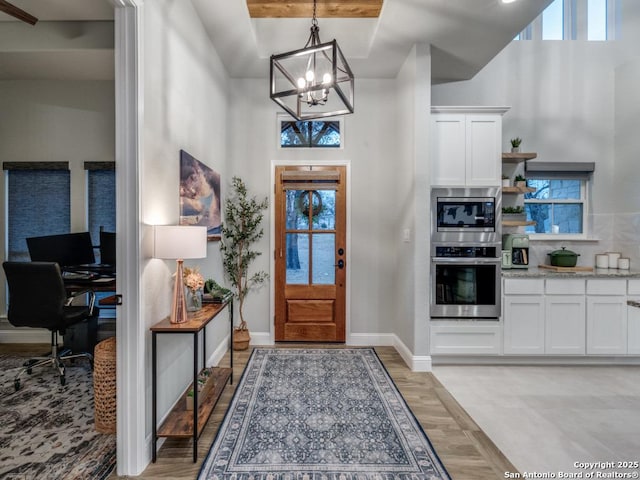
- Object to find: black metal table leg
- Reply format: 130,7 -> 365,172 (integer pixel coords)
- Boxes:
152,332 -> 157,463
193,331 -> 198,463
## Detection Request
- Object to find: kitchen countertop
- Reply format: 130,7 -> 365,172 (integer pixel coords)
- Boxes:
502,267 -> 640,278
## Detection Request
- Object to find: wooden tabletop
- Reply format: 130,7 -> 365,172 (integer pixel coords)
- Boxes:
150,301 -> 230,333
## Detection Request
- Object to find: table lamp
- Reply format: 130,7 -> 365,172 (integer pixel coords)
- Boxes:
153,225 -> 207,324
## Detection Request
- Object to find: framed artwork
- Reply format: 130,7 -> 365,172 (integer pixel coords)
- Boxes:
179,150 -> 222,239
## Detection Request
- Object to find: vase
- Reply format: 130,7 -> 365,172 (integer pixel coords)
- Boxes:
511,147 -> 520,153
186,288 -> 203,312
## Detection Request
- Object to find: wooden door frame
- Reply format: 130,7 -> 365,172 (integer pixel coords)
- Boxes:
269,160 -> 351,345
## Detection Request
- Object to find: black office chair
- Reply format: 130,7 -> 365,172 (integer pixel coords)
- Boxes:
2,261 -> 98,391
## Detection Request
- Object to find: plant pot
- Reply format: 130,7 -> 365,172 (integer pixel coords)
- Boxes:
548,247 -> 580,267
185,368 -> 215,410
502,179 -> 510,187
515,181 -> 527,188
511,147 -> 521,153
503,213 -> 526,222
233,328 -> 250,351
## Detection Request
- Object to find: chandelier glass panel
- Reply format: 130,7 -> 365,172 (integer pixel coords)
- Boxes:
270,0 -> 355,121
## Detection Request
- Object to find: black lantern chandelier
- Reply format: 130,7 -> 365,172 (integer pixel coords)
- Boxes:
269,0 -> 355,121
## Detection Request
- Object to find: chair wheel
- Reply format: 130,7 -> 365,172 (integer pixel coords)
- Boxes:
14,379 -> 20,391
60,374 -> 66,386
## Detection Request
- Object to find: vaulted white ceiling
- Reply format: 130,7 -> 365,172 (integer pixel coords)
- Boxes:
0,0 -> 552,83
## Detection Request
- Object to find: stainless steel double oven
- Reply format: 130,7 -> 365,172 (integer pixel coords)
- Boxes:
430,187 -> 501,319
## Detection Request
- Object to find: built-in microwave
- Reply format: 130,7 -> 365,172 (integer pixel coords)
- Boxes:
431,187 -> 501,244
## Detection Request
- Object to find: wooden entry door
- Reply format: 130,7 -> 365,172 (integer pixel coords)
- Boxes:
274,165 -> 346,342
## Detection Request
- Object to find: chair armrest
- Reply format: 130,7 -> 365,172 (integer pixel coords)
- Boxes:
66,289 -> 96,313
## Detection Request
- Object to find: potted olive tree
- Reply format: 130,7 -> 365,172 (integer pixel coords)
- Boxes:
220,177 -> 269,350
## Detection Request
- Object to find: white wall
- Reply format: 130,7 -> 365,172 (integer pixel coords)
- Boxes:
228,78 -> 401,341
139,0 -> 229,433
0,80 -> 114,335
432,3 -> 640,267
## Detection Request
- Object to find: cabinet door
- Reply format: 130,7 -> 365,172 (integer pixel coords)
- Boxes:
586,296 -> 627,354
431,114 -> 466,186
545,296 -> 586,355
628,302 -> 640,355
465,115 -> 501,186
504,296 -> 545,354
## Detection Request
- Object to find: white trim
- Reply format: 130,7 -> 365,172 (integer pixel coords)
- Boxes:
393,335 -> 433,372
430,106 -> 510,115
432,355 -> 640,365
110,0 -> 145,475
270,160 -> 352,345
207,334 -> 232,366
249,331 -> 275,346
348,333 -> 396,346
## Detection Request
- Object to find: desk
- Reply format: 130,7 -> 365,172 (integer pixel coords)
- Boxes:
150,299 -> 233,463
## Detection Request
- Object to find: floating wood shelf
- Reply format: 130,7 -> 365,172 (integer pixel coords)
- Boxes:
503,220 -> 536,227
502,186 -> 536,194
501,152 -> 538,163
157,367 -> 232,438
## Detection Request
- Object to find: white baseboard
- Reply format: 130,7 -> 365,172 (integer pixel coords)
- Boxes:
249,331 -> 274,346
0,328 -> 50,343
393,335 -> 433,372
348,333 -> 395,346
207,334 -> 231,367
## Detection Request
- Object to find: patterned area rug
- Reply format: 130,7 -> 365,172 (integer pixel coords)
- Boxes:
0,354 -> 116,480
198,348 -> 451,480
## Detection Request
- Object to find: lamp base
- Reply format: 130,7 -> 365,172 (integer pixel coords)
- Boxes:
170,259 -> 188,324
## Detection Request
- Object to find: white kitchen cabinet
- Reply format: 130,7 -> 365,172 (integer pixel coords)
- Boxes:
586,296 -> 628,355
503,295 -> 545,354
545,296 -> 586,354
430,322 -> 502,355
627,300 -> 640,354
431,107 -> 507,187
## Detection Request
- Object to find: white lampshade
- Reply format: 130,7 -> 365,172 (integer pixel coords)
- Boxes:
153,225 -> 207,260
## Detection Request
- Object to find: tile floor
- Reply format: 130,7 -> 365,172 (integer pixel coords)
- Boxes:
432,365 -> 640,477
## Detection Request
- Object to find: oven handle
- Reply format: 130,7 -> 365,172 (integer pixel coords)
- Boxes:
431,257 -> 501,265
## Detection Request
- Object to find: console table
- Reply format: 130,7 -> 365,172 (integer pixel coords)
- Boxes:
150,299 -> 233,462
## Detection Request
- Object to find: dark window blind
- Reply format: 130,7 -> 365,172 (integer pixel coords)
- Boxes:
87,168 -> 116,261
7,169 -> 71,261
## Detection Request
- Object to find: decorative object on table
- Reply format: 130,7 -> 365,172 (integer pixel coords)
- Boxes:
502,205 -> 526,222
179,150 -> 222,240
185,367 -> 215,410
203,278 -> 233,303
547,247 -> 580,267
510,137 -> 522,152
502,174 -> 510,187
153,225 -> 208,324
220,177 -> 269,350
514,174 -> 527,188
0,354 -> 116,480
197,348 -> 451,480
618,257 -> 630,270
184,266 -> 205,312
269,0 -> 354,121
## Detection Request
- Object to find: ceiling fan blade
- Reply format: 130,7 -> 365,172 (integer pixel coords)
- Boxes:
0,0 -> 38,25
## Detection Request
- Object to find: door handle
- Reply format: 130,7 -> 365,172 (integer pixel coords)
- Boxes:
335,259 -> 345,269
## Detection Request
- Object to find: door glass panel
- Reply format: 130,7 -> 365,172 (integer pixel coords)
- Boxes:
286,190 -> 308,229
286,233 -> 309,284
312,233 -> 335,284
312,190 -> 336,230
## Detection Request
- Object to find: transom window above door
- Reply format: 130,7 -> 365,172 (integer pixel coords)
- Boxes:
279,115 -> 342,148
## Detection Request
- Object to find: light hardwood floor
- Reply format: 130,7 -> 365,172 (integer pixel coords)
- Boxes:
114,345 -> 516,479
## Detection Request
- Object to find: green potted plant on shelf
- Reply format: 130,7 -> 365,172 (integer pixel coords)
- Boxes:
510,137 -> 522,153
502,205 -> 526,222
220,176 -> 269,351
514,174 -> 527,189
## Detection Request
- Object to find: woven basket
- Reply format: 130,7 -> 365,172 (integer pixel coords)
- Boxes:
233,328 -> 250,351
94,336 -> 117,434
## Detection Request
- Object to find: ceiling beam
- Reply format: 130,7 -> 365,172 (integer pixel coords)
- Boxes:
246,0 -> 383,18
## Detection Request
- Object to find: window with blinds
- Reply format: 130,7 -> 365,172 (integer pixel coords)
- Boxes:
4,163 -> 71,261
86,162 -> 116,262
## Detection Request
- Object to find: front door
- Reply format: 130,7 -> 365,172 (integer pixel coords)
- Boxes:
274,165 -> 346,342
